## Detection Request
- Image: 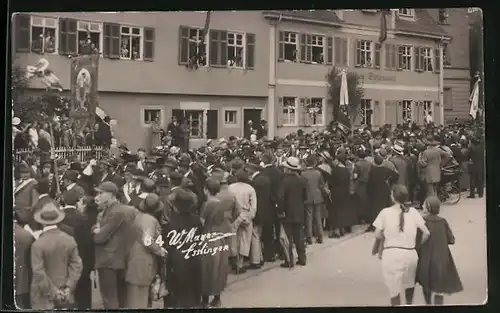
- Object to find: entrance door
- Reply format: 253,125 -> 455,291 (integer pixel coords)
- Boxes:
243,109 -> 262,139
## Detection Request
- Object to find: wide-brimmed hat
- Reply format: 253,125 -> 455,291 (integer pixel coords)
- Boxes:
282,156 -> 301,170
392,144 -> 404,155
33,201 -> 65,226
94,181 -> 119,196
423,134 -> 439,145
12,117 -> 21,126
173,189 -> 196,214
140,193 -> 164,213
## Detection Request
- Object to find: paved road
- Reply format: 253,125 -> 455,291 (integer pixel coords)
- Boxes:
221,195 -> 487,307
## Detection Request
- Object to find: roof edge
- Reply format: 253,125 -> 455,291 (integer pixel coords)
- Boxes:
394,30 -> 451,41
262,11 -> 343,28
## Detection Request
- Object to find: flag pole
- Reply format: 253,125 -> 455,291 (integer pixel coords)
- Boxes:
439,36 -> 445,125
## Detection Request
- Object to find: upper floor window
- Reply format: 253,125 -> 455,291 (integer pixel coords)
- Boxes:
398,9 -> 415,18
415,47 -> 433,72
334,37 -> 348,66
279,32 -> 298,62
311,35 -> 324,64
120,26 -> 142,60
438,9 -> 449,24
77,21 -> 101,55
355,40 -> 372,67
401,100 -> 412,121
227,32 -> 244,68
398,45 -> 412,70
30,16 -> 58,54
360,99 -> 373,125
178,27 -> 207,68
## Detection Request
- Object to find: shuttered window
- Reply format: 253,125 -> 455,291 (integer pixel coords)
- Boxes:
59,18 -> 77,55
334,37 -> 347,66
209,30 -> 227,67
143,27 -> 155,61
103,23 -> 120,59
326,37 -> 333,65
246,33 -> 255,69
13,14 -> 30,52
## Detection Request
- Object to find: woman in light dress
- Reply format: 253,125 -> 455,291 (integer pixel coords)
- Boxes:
372,184 -> 430,306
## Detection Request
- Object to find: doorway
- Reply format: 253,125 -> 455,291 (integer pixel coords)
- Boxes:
243,109 -> 262,139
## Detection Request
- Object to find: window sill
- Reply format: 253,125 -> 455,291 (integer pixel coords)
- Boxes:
279,124 -> 298,127
223,123 -> 239,128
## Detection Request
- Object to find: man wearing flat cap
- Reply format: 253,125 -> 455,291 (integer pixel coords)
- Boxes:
92,181 -> 137,309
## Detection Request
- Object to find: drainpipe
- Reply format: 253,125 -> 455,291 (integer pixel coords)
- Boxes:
439,37 -> 444,125
267,14 -> 281,138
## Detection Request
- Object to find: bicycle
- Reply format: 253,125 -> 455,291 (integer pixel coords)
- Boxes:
438,175 -> 461,205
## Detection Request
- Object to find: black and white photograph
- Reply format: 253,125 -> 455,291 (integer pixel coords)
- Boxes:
11,8 -> 486,309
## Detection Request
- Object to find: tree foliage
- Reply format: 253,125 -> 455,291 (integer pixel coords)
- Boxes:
11,65 -> 70,124
326,66 -> 364,125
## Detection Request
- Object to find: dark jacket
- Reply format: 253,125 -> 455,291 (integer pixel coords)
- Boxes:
277,172 -> 307,224
14,222 -> 35,296
93,203 -> 137,270
251,172 -> 273,225
260,164 -> 284,207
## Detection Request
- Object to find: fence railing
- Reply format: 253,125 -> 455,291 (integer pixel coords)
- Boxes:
14,146 -> 104,163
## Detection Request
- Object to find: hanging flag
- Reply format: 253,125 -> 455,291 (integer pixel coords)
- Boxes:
379,9 -> 388,44
469,76 -> 480,119
337,69 -> 351,133
202,11 -> 211,42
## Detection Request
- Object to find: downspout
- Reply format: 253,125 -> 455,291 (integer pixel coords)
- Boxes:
268,14 -> 281,138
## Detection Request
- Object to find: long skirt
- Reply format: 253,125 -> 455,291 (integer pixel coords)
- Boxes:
125,284 -> 150,309
381,248 -> 419,298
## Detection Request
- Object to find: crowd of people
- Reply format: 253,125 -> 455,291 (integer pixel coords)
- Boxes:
13,117 -> 485,309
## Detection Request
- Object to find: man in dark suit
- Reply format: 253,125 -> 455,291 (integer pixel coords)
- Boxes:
14,163 -> 39,227
92,181 -> 137,309
61,170 -> 86,201
467,137 -> 485,198
60,190 -> 94,309
277,156 -> 307,267
259,152 -> 284,262
29,178 -> 54,231
14,213 -> 35,309
246,162 -> 273,268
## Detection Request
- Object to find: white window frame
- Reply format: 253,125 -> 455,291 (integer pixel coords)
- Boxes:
77,20 -> 104,54
30,15 -> 59,54
360,99 -> 373,125
281,96 -> 298,126
401,100 -> 412,121
398,9 -> 415,19
120,25 -> 144,61
356,40 -> 373,67
227,31 -> 245,68
223,108 -> 239,128
399,45 -> 412,71
283,32 -> 299,62
307,97 -> 326,126
187,27 -> 209,67
422,47 -> 433,72
183,110 -> 205,138
311,34 -> 325,64
141,106 -> 164,128
423,100 -> 433,118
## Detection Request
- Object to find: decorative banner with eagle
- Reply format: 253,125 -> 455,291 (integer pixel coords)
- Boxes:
70,55 -> 99,119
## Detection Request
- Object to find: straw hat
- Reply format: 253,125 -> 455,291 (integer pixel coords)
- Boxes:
33,201 -> 65,226
392,144 -> 404,155
282,156 -> 301,171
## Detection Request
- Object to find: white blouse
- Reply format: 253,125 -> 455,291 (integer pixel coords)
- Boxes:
373,204 -> 427,249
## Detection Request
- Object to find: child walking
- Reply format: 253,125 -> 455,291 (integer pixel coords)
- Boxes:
416,196 -> 463,305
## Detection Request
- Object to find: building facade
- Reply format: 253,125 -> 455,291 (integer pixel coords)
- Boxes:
431,8 -> 472,122
264,9 -> 450,137
13,11 -> 270,150
13,10 -> 469,146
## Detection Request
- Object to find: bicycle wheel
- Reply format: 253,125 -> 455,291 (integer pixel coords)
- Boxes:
443,185 -> 461,205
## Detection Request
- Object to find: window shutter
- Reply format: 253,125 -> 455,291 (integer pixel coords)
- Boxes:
299,34 -> 306,62
433,101 -> 441,124
373,100 -> 380,126
143,27 -> 155,61
246,33 -> 255,69
396,101 -> 404,124
374,43 -> 381,68
341,38 -> 348,66
109,24 -> 120,59
59,18 -> 68,55
326,37 -> 333,65
385,100 -> 392,126
334,37 -> 341,65
209,30 -> 220,66
397,45 -> 404,69
354,39 -> 361,66
278,31 -> 284,61
103,23 -> 111,58
67,19 -> 78,55
306,35 -> 312,62
434,48 -> 441,73
178,26 -> 189,65
14,13 -> 31,52
299,98 -> 305,125
206,110 -> 218,139
278,97 -> 284,125
384,44 -> 391,69
219,31 -> 228,66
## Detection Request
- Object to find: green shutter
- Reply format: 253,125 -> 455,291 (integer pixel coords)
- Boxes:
354,39 -> 360,66
434,101 -> 441,124
299,34 -> 306,62
278,31 -> 284,61
373,100 -> 380,126
13,13 -> 31,52
326,37 -> 333,65
67,19 -> 78,55
179,26 -> 189,65
144,27 -> 155,61
219,31 -> 228,66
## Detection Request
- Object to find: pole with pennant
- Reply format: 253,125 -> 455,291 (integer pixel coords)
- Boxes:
469,72 -> 481,121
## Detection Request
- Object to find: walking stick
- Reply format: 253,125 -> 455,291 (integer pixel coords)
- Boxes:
49,118 -> 61,197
